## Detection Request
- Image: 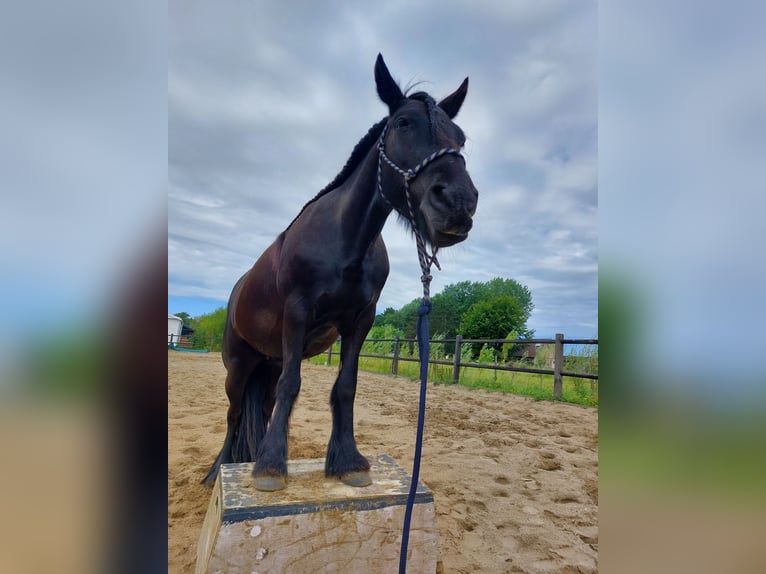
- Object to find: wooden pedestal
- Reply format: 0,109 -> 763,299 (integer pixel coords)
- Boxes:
196,454 -> 440,573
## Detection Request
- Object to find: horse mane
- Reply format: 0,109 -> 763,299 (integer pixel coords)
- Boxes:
284,116 -> 388,232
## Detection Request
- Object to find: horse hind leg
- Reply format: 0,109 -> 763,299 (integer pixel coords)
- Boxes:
201,350 -> 263,486
233,361 -> 279,462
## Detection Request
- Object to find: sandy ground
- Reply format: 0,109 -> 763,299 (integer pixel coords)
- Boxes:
169,351 -> 598,573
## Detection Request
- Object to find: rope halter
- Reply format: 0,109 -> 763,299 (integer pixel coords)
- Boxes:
375,124 -> 464,302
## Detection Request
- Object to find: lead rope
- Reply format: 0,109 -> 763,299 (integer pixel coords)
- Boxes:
376,127 -> 462,574
398,278 -> 432,574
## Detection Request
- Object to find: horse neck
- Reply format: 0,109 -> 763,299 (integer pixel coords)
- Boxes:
334,144 -> 395,263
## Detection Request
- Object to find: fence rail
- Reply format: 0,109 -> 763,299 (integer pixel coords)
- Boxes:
168,332 -> 598,401
330,333 -> 597,400
168,333 -> 219,350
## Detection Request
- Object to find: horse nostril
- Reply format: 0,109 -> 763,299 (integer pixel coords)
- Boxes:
431,184 -> 450,206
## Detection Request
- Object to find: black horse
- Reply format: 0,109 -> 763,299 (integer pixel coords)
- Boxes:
203,54 -> 478,491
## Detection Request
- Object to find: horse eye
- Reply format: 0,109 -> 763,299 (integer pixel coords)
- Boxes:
394,117 -> 410,129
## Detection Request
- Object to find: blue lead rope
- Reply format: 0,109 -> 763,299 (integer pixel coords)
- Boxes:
398,299 -> 432,574
375,116 -> 454,573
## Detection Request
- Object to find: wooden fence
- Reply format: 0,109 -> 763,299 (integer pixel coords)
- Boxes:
168,332 -> 598,400
168,333 -> 219,350
326,333 -> 597,400
168,334 -> 188,348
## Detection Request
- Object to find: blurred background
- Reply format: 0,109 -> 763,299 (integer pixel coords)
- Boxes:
599,1 -> 766,572
0,2 -> 166,572
1,1 -> 764,573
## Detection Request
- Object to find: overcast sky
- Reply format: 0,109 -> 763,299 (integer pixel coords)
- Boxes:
168,0 -> 597,339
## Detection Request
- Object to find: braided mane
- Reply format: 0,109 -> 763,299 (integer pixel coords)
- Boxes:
284,117 -> 387,232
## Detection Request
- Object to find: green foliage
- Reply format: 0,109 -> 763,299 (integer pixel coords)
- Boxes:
362,324 -> 404,355
373,277 -> 535,352
189,306 -> 227,351
478,343 -> 497,364
534,344 -> 555,369
373,307 -> 399,328
429,332 -> 448,361
501,329 -> 530,362
373,300 -> 420,339
461,295 -> 531,357
459,340 -> 474,363
565,344 -> 599,376
173,311 -> 192,324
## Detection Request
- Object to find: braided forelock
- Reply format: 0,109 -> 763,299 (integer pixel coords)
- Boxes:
406,91 -> 439,138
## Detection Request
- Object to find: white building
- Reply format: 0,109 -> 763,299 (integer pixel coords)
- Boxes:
168,314 -> 183,346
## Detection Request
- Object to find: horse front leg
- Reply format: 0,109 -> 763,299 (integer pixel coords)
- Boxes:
326,315 -> 374,487
251,299 -> 307,492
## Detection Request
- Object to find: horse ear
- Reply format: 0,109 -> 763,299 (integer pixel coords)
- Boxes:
375,53 -> 404,113
438,77 -> 469,119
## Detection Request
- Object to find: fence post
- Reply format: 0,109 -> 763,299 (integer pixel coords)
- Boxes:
554,333 -> 564,399
392,336 -> 400,375
327,343 -> 333,366
452,335 -> 462,384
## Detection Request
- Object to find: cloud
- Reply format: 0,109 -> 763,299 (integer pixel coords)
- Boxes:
168,1 -> 598,338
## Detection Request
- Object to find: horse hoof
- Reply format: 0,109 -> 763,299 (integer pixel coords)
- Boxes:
253,475 -> 286,492
341,471 -> 372,487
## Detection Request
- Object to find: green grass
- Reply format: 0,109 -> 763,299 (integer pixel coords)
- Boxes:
308,350 -> 598,407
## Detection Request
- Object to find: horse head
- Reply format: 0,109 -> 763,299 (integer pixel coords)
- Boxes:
375,54 -> 478,248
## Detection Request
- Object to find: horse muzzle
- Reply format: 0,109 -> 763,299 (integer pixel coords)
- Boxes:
430,217 -> 473,247
425,188 -> 476,247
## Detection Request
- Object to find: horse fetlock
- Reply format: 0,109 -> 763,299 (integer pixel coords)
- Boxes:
325,444 -> 370,480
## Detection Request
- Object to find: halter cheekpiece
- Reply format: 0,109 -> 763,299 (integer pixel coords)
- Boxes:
375,123 -> 463,302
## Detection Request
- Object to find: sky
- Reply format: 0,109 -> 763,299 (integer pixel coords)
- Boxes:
168,0 -> 597,339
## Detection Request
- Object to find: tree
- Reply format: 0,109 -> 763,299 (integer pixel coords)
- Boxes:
373,307 -> 398,328
373,299 -> 420,340
173,311 -> 192,324
190,307 -> 227,350
478,278 -> 534,322
373,277 -> 535,353
501,329 -> 523,363
460,295 -> 532,357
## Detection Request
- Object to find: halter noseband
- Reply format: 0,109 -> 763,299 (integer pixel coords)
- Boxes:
375,123 -> 463,302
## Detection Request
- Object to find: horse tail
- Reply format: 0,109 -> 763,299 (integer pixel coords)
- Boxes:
231,370 -> 270,462
201,448 -> 224,486
202,363 -> 278,486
